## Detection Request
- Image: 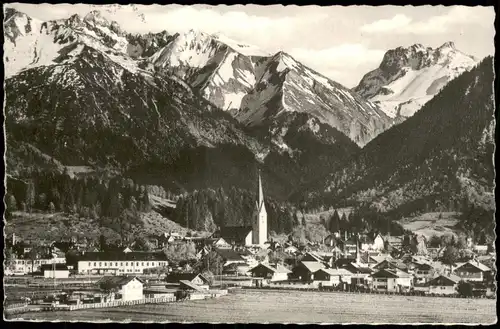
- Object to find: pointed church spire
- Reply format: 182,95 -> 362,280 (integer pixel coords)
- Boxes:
258,169 -> 264,208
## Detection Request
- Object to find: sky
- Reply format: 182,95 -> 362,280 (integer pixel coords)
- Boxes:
6,3 -> 495,87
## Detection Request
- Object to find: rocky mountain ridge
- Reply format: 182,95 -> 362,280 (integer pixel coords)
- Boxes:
4,8 -> 393,147
354,42 -> 478,120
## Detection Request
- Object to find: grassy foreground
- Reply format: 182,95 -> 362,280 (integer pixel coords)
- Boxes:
13,289 -> 497,324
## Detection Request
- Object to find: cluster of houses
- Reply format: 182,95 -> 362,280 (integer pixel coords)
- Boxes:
5,210 -> 495,301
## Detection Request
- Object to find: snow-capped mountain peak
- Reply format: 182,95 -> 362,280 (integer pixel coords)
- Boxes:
354,42 -> 478,119
83,10 -> 110,27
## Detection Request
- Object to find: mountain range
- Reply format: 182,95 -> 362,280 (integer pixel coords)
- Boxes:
3,8 -> 495,237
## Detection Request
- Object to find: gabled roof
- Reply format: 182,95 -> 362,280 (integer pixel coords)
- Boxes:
78,251 -> 168,262
249,262 -> 292,274
179,280 -> 206,291
372,268 -> 412,279
214,248 -> 246,261
344,263 -> 373,274
302,252 -> 324,262
428,274 -> 461,286
166,272 -> 209,284
299,261 -> 326,273
455,260 -> 490,272
314,268 -> 352,276
97,276 -> 143,288
40,264 -> 69,271
212,226 -> 252,243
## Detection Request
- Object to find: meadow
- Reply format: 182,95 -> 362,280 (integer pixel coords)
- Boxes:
13,289 -> 497,324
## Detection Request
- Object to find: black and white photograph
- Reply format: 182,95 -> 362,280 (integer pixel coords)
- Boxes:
2,2 -> 496,324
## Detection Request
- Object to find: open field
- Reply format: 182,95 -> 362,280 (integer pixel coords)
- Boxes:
399,212 -> 461,238
12,289 -> 496,324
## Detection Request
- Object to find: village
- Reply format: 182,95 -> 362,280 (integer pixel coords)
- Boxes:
4,174 -> 496,317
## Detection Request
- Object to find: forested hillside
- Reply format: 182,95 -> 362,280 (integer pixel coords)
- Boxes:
302,57 -> 495,239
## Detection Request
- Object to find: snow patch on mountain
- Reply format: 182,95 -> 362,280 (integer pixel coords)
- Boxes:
354,42 -> 478,119
212,33 -> 270,57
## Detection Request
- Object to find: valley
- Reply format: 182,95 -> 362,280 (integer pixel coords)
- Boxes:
3,6 -> 496,246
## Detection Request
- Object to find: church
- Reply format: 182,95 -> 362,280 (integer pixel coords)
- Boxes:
211,171 -> 268,247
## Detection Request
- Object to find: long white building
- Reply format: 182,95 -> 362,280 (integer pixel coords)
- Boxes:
77,251 -> 168,275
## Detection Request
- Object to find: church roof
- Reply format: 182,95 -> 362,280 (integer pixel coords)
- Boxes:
213,226 -> 252,244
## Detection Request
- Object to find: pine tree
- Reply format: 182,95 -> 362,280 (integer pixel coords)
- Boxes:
26,180 -> 36,213
329,210 -> 341,233
7,194 -> 17,212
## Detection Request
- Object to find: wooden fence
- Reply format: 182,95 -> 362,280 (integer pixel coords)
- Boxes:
67,296 -> 176,311
245,285 -> 494,299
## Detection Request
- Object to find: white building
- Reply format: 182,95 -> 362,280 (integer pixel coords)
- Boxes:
11,256 -> 66,275
427,274 -> 461,296
252,171 -> 268,246
77,251 -> 168,275
371,268 -> 413,293
97,276 -> 144,301
42,264 -> 70,279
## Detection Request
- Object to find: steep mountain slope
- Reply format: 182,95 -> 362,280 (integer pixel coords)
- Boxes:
147,34 -> 393,147
313,57 -> 494,218
234,52 -> 393,147
4,9 -> 361,203
4,9 -> 173,78
145,30 -> 268,112
4,40 -> 266,171
4,7 -> 387,149
354,42 -> 478,120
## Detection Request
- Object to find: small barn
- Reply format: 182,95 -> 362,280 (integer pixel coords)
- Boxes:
165,272 -> 210,290
313,268 -> 352,287
247,263 -> 291,282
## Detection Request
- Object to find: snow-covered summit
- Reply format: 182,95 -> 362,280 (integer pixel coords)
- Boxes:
354,42 -> 478,119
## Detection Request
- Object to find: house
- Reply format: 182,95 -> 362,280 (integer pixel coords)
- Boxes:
165,273 -> 210,290
371,269 -> 413,293
342,263 -> 373,286
384,236 -> 404,250
323,234 -> 340,247
427,274 -> 461,296
223,262 -> 251,276
361,233 -> 385,251
337,237 -> 358,257
453,260 -> 491,282
313,268 -> 352,287
411,263 -> 434,284
11,254 -> 67,274
473,245 -> 489,255
212,237 -> 232,248
284,245 -> 299,255
291,261 -> 326,282
41,264 -> 70,279
302,252 -> 326,263
143,288 -> 175,299
213,248 -> 247,267
359,252 -> 386,267
211,226 -> 253,247
77,251 -> 168,274
247,263 -> 291,282
97,276 -> 144,301
373,259 -> 408,272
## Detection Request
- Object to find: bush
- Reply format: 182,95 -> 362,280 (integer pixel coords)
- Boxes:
457,281 -> 474,297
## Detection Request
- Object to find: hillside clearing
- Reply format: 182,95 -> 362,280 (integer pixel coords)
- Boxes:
399,212 -> 461,238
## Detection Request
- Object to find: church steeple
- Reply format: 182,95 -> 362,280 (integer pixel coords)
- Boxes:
258,169 -> 264,209
252,169 -> 268,246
